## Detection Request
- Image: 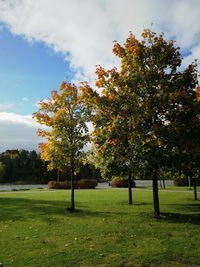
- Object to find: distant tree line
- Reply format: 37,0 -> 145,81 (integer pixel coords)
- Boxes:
0,149 -> 101,184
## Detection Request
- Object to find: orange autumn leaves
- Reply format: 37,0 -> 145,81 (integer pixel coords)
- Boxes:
196,86 -> 200,101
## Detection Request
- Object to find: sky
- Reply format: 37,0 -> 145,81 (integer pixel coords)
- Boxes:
0,0 -> 199,152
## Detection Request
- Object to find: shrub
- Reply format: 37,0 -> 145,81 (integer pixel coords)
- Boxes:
48,181 -> 70,189
78,179 -> 98,189
48,180 -> 97,189
174,177 -> 200,186
174,177 -> 188,186
111,177 -> 135,188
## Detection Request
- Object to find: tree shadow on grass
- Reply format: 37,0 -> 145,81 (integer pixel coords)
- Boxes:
160,212 -> 200,225
166,201 -> 200,212
119,201 -> 151,206
158,201 -> 200,225
0,197 -> 129,223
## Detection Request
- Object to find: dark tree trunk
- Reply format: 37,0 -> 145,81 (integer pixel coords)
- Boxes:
152,171 -> 160,216
57,170 -> 60,182
162,179 -> 165,189
128,173 -> 133,204
193,175 -> 197,200
69,162 -> 75,211
188,175 -> 191,189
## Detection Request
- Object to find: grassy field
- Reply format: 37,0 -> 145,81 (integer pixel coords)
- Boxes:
0,189 -> 200,267
159,186 -> 200,191
137,186 -> 200,192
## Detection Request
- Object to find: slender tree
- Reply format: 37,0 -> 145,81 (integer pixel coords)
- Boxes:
33,82 -> 89,211
80,72 -> 138,204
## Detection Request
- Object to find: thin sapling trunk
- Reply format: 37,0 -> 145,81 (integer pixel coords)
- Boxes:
128,173 -> 133,204
152,171 -> 160,216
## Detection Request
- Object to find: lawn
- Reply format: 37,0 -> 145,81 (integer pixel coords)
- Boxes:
159,186 -> 200,192
136,186 -> 200,192
0,189 -> 200,267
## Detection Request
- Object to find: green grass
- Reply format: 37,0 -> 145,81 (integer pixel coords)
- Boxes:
159,186 -> 200,191
137,186 -> 200,192
0,189 -> 200,267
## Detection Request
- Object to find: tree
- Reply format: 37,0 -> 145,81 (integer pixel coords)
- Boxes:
33,82 -> 89,211
80,71 -> 138,204
80,29 -> 199,215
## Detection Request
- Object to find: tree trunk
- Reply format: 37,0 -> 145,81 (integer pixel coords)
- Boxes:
162,179 -> 165,189
57,170 -> 60,182
188,175 -> 191,189
152,171 -> 160,216
69,163 -> 75,211
193,175 -> 197,200
128,173 -> 133,204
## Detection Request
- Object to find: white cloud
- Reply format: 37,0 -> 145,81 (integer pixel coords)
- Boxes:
0,0 -> 199,84
0,103 -> 14,111
21,97 -> 29,102
0,1 -> 199,152
0,112 -> 46,152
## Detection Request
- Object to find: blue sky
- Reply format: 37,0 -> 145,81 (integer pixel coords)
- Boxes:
0,0 -> 199,152
0,24 -> 74,115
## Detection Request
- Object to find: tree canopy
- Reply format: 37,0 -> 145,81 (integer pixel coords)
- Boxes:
80,29 -> 200,215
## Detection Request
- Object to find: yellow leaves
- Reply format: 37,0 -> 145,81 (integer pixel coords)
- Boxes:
95,80 -> 103,88
141,28 -> 156,41
95,65 -> 109,79
37,129 -> 49,138
112,42 -> 125,58
33,81 -> 89,173
59,82 -> 66,90
51,90 -> 58,99
195,86 -> 200,101
79,82 -> 93,98
142,132 -> 161,151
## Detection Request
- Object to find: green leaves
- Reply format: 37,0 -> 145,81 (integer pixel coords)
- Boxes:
33,82 -> 90,173
81,28 -> 200,181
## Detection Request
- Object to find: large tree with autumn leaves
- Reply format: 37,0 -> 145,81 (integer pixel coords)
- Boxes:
33,82 -> 89,211
80,29 -> 200,215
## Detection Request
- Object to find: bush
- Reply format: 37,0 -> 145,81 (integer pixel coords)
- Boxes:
48,181 -> 70,189
78,179 -> 98,189
174,177 -> 188,186
111,177 -> 135,188
48,180 -> 97,189
174,177 -> 200,186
